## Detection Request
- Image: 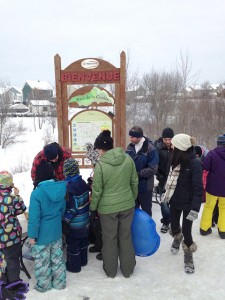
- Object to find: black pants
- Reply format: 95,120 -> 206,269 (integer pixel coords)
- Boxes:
136,191 -> 153,217
2,242 -> 21,283
170,207 -> 193,247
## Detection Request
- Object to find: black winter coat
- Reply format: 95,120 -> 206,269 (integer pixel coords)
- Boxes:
169,155 -> 203,212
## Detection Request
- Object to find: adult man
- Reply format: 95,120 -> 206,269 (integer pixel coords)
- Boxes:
126,126 -> 159,217
31,142 -> 71,182
90,130 -> 138,278
155,127 -> 174,233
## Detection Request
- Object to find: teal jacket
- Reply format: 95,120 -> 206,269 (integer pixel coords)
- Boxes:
90,147 -> 138,214
28,180 -> 66,245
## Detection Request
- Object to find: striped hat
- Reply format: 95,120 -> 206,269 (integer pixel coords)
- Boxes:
63,158 -> 79,179
0,171 -> 13,189
217,134 -> 225,147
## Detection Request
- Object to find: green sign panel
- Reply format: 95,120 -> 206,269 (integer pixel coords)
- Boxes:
69,87 -> 114,106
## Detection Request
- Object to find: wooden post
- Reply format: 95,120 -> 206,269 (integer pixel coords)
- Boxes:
54,54 -> 63,145
120,51 -> 126,149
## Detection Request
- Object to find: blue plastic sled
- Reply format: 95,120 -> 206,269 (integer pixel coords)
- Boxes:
131,208 -> 160,257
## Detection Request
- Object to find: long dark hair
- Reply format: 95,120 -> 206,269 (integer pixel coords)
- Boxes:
171,147 -> 193,170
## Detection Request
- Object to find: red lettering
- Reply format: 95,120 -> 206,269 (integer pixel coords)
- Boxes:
91,72 -> 99,81
78,73 -> 85,82
61,73 -> 69,82
114,71 -> 120,81
85,72 -> 92,81
106,71 -> 113,81
98,72 -> 106,81
71,73 -> 78,81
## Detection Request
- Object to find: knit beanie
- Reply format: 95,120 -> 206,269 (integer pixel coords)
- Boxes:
63,158 -> 79,178
129,126 -> 143,138
171,134 -> 196,151
94,130 -> 113,150
162,127 -> 174,139
194,145 -> 202,157
217,134 -> 225,147
0,171 -> 13,189
35,160 -> 55,182
44,143 -> 59,160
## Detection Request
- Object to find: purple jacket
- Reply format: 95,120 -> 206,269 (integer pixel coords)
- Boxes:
203,146 -> 225,197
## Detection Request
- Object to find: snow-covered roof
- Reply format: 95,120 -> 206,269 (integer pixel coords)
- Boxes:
209,84 -> 220,90
24,80 -> 53,91
29,100 -> 51,106
188,85 -> 202,90
10,103 -> 28,109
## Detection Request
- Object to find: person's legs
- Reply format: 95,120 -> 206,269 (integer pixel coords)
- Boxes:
66,230 -> 82,272
137,191 -> 153,216
31,243 -> 52,292
51,239 -> 66,290
217,197 -> 225,238
99,213 -> 118,278
170,207 -> 183,254
2,243 -> 21,283
160,202 -> 170,233
200,192 -> 218,233
117,208 -> 136,278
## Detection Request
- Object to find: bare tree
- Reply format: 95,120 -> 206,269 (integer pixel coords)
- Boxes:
1,120 -> 26,149
0,80 -> 11,146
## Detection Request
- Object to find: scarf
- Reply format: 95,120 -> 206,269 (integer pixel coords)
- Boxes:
162,164 -> 180,203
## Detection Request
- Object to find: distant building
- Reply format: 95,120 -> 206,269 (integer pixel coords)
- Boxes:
8,103 -> 29,114
29,100 -> 53,115
22,80 -> 53,105
217,84 -> 225,98
0,86 -> 23,104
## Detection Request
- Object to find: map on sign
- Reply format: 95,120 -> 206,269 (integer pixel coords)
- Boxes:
71,110 -> 112,152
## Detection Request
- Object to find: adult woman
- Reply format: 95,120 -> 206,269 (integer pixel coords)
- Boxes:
163,134 -> 203,274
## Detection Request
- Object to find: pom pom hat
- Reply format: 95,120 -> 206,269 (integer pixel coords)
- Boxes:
94,130 -> 113,150
171,134 -> 196,151
0,171 -> 13,189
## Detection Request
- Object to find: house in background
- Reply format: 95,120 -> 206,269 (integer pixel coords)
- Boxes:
217,84 -> 225,98
8,103 -> 29,114
22,80 -> 53,105
29,100 -> 53,115
0,86 -> 23,104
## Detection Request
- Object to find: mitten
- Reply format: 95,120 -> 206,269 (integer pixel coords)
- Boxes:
0,279 -> 29,300
89,210 -> 98,223
186,210 -> 198,221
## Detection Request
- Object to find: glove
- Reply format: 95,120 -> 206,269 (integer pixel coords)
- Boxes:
0,279 -> 29,300
89,210 -> 98,223
186,210 -> 198,221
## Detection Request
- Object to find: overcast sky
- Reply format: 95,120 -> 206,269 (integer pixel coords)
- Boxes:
1,0 -> 225,88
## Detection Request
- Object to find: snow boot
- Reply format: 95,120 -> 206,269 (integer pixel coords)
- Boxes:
200,228 -> 212,236
182,241 -> 197,274
169,228 -> 183,254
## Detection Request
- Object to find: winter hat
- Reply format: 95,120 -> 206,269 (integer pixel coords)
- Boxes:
35,160 -> 55,182
162,127 -> 174,139
63,158 -> 79,178
194,145 -> 202,157
44,143 -> 59,160
217,134 -> 225,147
85,142 -> 100,165
94,130 -> 113,150
0,171 -> 13,189
129,126 -> 143,138
171,134 -> 196,151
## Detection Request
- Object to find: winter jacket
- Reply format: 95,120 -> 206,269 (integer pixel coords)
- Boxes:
90,147 -> 138,214
31,143 -> 71,181
169,152 -> 203,212
64,174 -> 90,229
28,179 -> 66,245
126,137 -> 159,193
155,140 -> 173,189
203,146 -> 225,197
0,189 -> 26,249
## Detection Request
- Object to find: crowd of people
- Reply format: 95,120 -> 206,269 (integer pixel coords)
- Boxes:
0,129 -> 225,297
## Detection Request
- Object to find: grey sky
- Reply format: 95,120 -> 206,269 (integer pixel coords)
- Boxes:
0,0 -> 225,88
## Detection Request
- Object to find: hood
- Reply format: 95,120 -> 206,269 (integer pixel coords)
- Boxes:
214,146 -> 225,160
38,179 -> 66,203
100,147 -> 126,166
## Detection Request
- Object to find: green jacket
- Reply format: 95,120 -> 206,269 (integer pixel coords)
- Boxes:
90,147 -> 138,214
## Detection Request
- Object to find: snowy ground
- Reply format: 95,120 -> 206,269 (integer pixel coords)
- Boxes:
1,118 -> 224,299
17,197 -> 225,300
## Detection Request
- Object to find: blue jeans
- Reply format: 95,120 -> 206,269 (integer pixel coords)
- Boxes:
161,202 -> 171,225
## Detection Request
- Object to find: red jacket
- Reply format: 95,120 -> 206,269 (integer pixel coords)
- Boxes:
31,145 -> 71,181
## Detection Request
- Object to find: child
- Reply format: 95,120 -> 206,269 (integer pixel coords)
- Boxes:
63,158 -> 90,272
0,170 -> 29,299
28,160 -> 66,292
